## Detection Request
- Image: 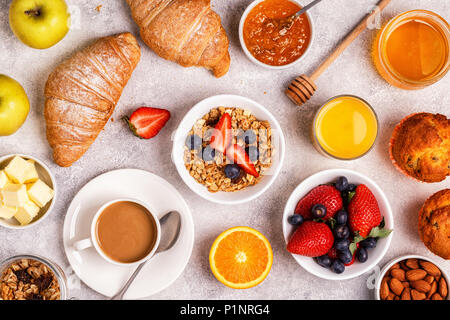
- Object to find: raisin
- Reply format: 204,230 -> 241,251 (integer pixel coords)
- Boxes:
35,273 -> 53,291
27,293 -> 43,300
14,269 -> 32,284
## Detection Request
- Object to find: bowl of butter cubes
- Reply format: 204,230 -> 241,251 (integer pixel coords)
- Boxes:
0,154 -> 56,229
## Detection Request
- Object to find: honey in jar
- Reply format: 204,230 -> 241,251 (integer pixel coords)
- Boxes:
373,10 -> 450,90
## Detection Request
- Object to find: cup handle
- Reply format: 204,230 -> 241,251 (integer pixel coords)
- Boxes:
73,238 -> 93,251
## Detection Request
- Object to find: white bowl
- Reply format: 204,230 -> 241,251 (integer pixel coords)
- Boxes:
374,254 -> 450,300
0,154 -> 57,229
238,0 -> 315,70
282,169 -> 394,280
172,94 -> 285,204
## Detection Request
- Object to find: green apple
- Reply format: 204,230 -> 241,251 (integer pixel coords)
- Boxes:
0,75 -> 30,136
9,0 -> 70,49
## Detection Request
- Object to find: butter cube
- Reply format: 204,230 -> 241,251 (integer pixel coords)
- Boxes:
0,203 -> 17,219
14,201 -> 40,225
0,170 -> 9,189
23,160 -> 39,184
5,156 -> 33,184
1,184 -> 29,207
26,179 -> 54,208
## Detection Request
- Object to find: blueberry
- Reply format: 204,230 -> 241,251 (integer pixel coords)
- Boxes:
335,239 -> 350,251
334,224 -> 350,239
338,249 -> 353,264
347,184 -> 357,192
246,146 -> 259,162
335,176 -> 349,192
224,164 -> 241,180
331,260 -> 345,274
311,204 -> 327,219
238,130 -> 257,144
287,214 -> 303,226
356,247 -> 368,263
185,134 -> 202,150
202,146 -> 216,162
315,255 -> 331,268
335,209 -> 348,225
359,237 -> 377,249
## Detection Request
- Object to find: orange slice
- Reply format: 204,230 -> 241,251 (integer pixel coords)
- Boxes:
209,226 -> 273,289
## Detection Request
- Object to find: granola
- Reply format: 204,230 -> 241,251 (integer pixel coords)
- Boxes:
1,258 -> 60,300
184,107 -> 273,192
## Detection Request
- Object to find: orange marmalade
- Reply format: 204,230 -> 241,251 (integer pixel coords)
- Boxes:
243,0 -> 312,66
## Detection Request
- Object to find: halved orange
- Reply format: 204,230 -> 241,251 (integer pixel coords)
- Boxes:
209,226 -> 273,289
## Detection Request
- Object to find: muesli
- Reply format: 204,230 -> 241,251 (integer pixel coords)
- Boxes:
184,107 -> 272,192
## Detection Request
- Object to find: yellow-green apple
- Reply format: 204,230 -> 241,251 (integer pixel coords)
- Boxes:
9,0 -> 70,49
0,75 -> 30,136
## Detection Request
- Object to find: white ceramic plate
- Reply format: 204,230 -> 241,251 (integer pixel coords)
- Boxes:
282,169 -> 394,280
63,169 -> 194,299
172,94 -> 286,204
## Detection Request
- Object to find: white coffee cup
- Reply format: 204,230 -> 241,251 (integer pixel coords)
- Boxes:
73,198 -> 161,266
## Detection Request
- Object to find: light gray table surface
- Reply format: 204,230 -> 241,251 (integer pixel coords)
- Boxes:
0,0 -> 448,300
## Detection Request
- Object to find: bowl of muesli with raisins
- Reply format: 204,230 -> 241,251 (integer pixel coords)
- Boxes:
172,95 -> 285,204
0,255 -> 68,300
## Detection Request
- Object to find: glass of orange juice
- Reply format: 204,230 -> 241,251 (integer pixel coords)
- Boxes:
373,10 -> 450,90
312,95 -> 378,160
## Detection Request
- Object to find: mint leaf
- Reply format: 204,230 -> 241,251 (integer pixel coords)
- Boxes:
368,226 -> 393,239
348,191 -> 356,202
349,242 -> 358,255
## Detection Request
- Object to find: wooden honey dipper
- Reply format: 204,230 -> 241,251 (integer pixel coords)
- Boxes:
286,0 -> 391,106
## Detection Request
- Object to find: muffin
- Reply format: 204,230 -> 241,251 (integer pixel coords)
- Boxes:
418,189 -> 450,260
389,113 -> 449,183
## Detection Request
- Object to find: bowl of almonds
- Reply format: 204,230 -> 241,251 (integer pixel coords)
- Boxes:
375,255 -> 448,300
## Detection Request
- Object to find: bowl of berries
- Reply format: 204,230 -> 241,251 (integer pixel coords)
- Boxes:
283,169 -> 394,280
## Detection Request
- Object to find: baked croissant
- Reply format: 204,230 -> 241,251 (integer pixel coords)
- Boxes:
126,0 -> 230,77
44,33 -> 141,167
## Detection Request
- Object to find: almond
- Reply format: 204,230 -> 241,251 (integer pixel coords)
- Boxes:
389,278 -> 404,296
406,269 -> 427,281
420,261 -> 441,278
431,293 -> 443,300
390,263 -> 400,270
380,277 -> 390,300
406,258 -> 419,269
411,289 -> 426,300
401,288 -> 411,300
439,277 -> 448,298
427,281 -> 437,299
402,281 -> 410,288
411,280 -> 431,293
399,260 -> 410,271
425,275 -> 434,284
391,268 -> 406,281
387,292 -> 395,300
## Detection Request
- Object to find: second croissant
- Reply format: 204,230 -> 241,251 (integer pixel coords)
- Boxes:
126,0 -> 231,77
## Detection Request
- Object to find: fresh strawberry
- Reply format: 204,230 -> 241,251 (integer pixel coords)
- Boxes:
287,221 -> 334,257
226,144 -> 259,177
348,184 -> 382,238
209,113 -> 232,154
294,185 -> 343,220
123,107 -> 170,139
327,246 -> 338,260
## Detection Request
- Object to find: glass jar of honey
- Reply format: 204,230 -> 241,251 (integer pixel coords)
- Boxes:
373,10 -> 450,90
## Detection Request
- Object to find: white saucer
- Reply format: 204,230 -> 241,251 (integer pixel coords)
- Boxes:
63,169 -> 194,299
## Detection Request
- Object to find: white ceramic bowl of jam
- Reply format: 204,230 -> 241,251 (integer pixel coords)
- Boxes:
172,94 -> 285,205
282,169 -> 394,280
239,0 -> 315,69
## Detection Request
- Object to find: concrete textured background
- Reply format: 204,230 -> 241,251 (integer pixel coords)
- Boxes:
0,0 -> 449,300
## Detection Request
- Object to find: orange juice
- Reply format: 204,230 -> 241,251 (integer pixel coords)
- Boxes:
313,96 -> 378,160
373,10 -> 450,90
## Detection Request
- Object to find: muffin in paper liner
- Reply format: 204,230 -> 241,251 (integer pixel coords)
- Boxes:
418,189 -> 450,260
389,112 -> 449,183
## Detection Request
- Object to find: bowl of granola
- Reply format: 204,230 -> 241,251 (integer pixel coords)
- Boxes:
172,95 -> 285,204
0,255 -> 68,300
